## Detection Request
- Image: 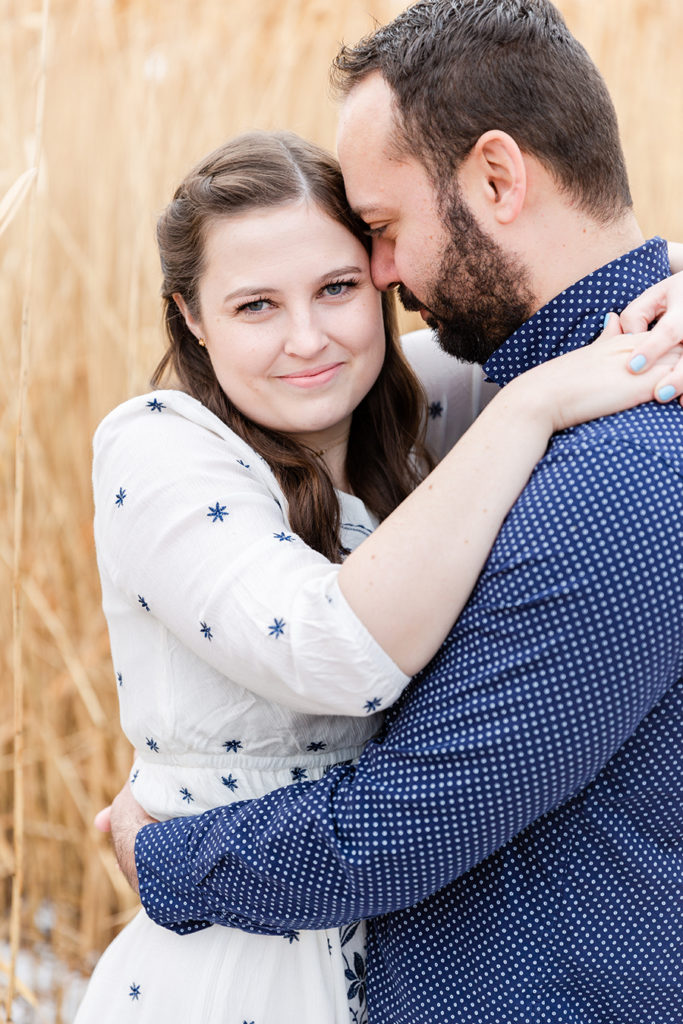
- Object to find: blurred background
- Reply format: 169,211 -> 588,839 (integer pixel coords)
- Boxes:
1,0 -> 682,1019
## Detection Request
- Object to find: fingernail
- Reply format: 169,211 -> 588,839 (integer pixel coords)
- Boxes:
629,354 -> 647,373
657,385 -> 676,403
602,312 -> 612,329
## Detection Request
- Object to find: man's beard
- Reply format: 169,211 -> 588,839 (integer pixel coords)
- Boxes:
398,187 -> 536,364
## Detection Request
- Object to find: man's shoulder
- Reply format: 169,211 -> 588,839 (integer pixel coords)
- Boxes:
544,401 -> 683,480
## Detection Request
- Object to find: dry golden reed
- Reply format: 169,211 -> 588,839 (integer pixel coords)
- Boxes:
1,0 -> 682,1019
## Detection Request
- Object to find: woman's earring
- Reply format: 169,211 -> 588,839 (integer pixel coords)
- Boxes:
198,337 -> 206,347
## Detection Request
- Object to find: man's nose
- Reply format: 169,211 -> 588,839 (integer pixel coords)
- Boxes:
370,237 -> 399,291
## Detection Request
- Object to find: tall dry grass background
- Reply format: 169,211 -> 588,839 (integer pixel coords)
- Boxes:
1,0 -> 682,1019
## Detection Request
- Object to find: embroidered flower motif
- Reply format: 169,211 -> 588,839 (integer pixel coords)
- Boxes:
307,741 -> 327,752
146,398 -> 165,412
364,697 -> 382,713
145,737 -> 159,753
138,595 -> 150,612
222,740 -> 243,753
268,617 -> 286,639
115,487 -> 126,507
429,400 -> 444,419
130,769 -> 139,784
200,621 -> 213,641
129,983 -> 141,1001
291,767 -> 307,782
207,502 -> 228,523
283,930 -> 300,943
236,459 -> 251,469
273,531 -> 293,543
221,774 -> 238,791
117,672 -> 123,687
344,950 -> 367,1008
180,787 -> 194,803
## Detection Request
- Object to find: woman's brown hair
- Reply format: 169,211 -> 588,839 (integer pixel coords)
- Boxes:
153,130 -> 432,562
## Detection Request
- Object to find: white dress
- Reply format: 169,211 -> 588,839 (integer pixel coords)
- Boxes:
73,332 -> 496,1024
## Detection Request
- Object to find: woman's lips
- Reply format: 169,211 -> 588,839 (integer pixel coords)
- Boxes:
278,363 -> 344,388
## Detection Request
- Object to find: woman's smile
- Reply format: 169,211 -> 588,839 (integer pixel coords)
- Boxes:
277,361 -> 345,388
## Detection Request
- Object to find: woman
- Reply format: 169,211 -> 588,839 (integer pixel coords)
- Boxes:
76,131 -> 683,1023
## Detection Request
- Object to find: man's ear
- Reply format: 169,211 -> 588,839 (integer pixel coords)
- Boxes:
459,131 -> 527,226
173,292 -> 203,340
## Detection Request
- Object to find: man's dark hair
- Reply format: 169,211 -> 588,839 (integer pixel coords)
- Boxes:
331,0 -> 632,223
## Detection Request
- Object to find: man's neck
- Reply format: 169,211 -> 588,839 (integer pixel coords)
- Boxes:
526,207 -> 644,315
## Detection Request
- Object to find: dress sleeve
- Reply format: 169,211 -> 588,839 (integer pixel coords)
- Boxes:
93,393 -> 409,717
400,328 -> 500,461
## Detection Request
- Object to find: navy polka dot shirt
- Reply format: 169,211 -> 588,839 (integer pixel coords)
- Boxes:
136,238 -> 683,1023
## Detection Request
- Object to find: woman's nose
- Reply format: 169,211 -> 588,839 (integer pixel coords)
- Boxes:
283,311 -> 328,357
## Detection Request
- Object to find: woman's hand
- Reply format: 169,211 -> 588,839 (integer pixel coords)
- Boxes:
508,314 -> 683,436
619,266 -> 683,403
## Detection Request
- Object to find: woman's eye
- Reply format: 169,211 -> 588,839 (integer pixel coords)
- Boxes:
238,298 -> 270,313
322,279 -> 358,298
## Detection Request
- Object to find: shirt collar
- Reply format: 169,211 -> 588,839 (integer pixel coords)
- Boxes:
484,237 -> 670,387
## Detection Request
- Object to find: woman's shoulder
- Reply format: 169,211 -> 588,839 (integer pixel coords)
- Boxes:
96,388 -> 227,438
93,389 -> 274,485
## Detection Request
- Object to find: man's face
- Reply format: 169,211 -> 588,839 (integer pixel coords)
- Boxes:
337,73 -> 535,363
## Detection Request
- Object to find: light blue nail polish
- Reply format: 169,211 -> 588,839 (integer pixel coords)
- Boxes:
629,354 -> 647,373
602,312 -> 612,329
657,385 -> 676,403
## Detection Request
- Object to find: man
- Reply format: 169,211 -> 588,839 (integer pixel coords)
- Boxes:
109,2 -> 683,1020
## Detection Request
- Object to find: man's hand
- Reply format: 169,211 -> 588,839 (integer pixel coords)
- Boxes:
95,782 -> 158,894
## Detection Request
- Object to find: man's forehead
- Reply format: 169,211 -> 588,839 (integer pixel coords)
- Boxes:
336,74 -> 403,213
336,73 -> 396,159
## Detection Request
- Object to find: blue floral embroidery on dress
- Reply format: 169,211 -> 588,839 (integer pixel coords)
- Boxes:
307,741 -> 327,751
268,617 -> 285,639
364,697 -> 382,713
115,487 -> 126,507
283,930 -> 300,943
222,740 -> 242,753
273,532 -> 293,542
117,672 -> 123,687
207,502 -> 228,523
130,769 -> 139,784
129,983 -> 141,1001
200,621 -> 213,641
221,774 -> 238,791
146,398 -> 165,412
138,595 -> 150,612
341,921 -> 367,1024
236,459 -> 250,469
429,400 -> 444,419
180,787 -> 194,803
291,767 -> 307,782
145,737 -> 159,753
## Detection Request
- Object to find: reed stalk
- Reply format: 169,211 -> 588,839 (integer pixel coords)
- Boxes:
6,0 -> 50,1017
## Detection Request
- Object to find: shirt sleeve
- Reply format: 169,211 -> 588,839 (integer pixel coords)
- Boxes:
94,393 -> 409,718
400,328 -> 500,461
134,424 -> 683,933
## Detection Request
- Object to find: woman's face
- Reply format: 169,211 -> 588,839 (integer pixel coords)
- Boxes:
179,201 -> 386,452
